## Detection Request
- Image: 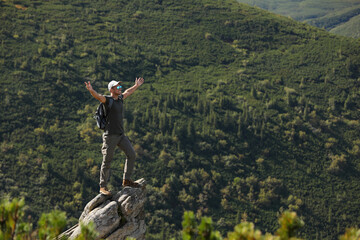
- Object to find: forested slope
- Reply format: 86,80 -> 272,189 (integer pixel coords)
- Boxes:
236,0 -> 360,38
0,0 -> 359,239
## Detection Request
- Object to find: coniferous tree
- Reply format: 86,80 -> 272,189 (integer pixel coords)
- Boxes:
304,102 -> 309,120
251,86 -> 257,99
187,120 -> 195,140
237,114 -> 242,138
224,111 -> 231,130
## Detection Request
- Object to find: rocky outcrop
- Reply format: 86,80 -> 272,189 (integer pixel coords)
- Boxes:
60,179 -> 147,240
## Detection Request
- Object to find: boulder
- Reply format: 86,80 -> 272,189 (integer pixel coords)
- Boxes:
61,179 -> 147,240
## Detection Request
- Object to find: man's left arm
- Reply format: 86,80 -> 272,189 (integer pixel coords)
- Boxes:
123,77 -> 144,100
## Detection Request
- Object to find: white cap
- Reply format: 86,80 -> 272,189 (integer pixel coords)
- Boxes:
108,80 -> 122,90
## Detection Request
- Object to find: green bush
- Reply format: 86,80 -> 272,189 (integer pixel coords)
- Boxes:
182,211 -> 222,240
182,210 -> 305,240
0,198 -> 97,240
1,198 -> 360,240
181,210 -> 359,240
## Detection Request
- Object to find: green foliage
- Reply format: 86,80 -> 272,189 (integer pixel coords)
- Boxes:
75,222 -> 98,240
327,154 -> 347,174
275,212 -> 304,239
0,197 -> 27,240
0,198 -> 97,240
1,198 -> 360,240
38,210 -> 67,240
228,222 -> 272,240
182,210 -> 304,240
339,228 -> 360,240
236,0 -> 360,38
182,211 -> 222,240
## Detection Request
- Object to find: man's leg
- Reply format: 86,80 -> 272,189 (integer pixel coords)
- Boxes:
100,134 -> 121,188
118,136 -> 136,180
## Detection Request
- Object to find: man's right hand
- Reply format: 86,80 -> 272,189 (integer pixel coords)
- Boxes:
85,81 -> 93,91
84,81 -> 106,103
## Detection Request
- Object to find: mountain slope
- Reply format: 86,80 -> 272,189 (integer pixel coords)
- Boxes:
0,0 -> 359,239
329,14 -> 360,38
236,0 -> 360,38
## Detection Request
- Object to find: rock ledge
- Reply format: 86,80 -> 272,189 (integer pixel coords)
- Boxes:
60,179 -> 146,240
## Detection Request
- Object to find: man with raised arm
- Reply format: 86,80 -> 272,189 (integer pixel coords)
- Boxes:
84,78 -> 144,196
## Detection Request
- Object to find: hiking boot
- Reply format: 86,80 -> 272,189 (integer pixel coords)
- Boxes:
122,179 -> 141,188
99,187 -> 112,196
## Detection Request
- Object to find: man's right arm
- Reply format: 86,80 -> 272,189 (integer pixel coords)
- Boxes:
84,81 -> 106,103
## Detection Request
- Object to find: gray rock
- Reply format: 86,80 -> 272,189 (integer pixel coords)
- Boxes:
79,193 -> 112,221
107,219 -> 146,240
62,178 -> 147,240
70,201 -> 120,239
106,221 -> 137,240
115,187 -> 146,219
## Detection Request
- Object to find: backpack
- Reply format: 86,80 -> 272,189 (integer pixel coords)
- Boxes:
94,98 -> 114,130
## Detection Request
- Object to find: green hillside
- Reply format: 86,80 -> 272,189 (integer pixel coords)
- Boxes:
236,0 -> 360,38
0,0 -> 359,239
329,14 -> 360,39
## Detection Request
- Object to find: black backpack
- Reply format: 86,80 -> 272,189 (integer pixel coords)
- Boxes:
94,98 -> 114,130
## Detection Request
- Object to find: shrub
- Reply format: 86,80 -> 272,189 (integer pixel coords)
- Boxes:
276,211 -> 304,239
205,33 -> 213,40
325,138 -> 338,149
1,198 -> 359,240
182,211 -> 222,240
38,210 -> 67,240
0,198 -> 98,240
182,210 -> 305,240
327,154 -> 347,174
133,11 -> 144,19
339,228 -> 360,240
0,198 -> 26,239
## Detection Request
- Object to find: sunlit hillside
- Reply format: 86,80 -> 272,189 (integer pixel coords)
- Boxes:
237,0 -> 360,38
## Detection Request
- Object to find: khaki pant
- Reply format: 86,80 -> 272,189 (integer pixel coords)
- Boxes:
99,134 -> 136,188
